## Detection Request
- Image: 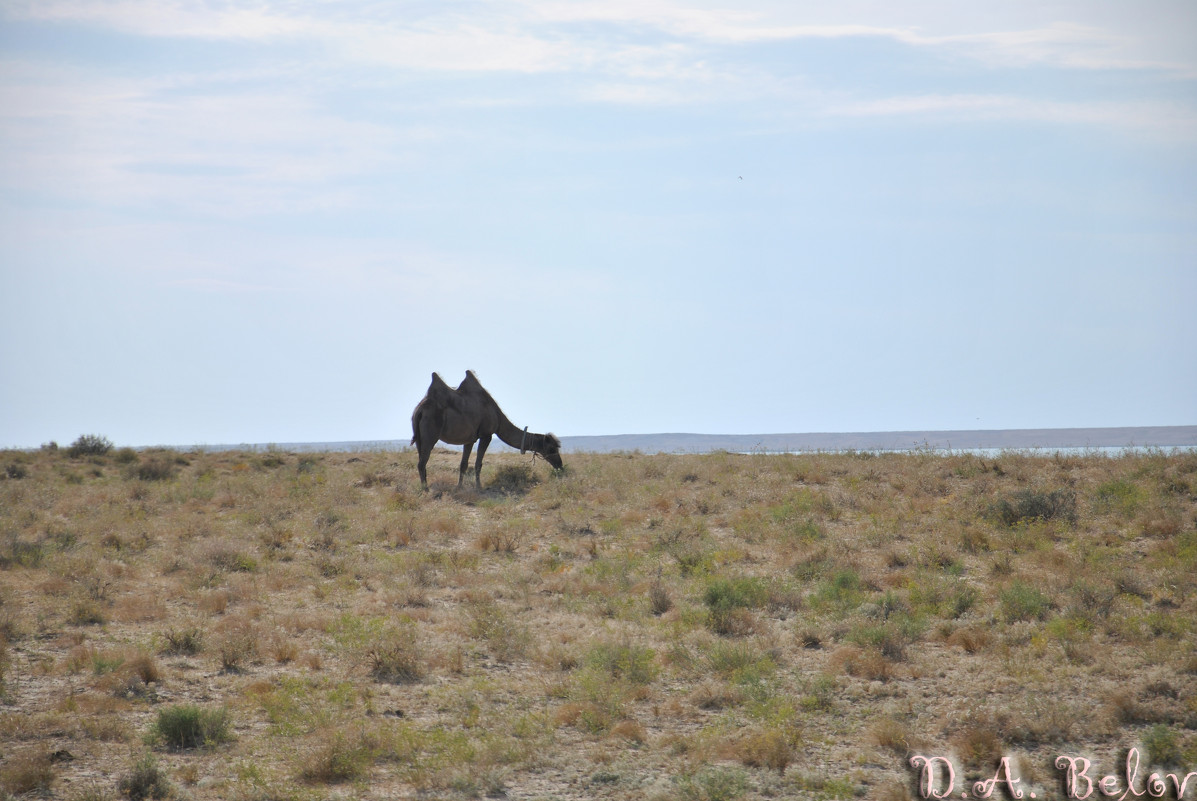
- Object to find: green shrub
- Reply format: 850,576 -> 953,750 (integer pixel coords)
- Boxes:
655,526 -> 716,577
206,544 -> 257,573
1145,611 -> 1187,639
367,624 -> 424,684
585,640 -> 657,685
847,620 -> 921,661
706,640 -> 777,684
704,577 -> 769,636
738,725 -> 797,773
148,704 -> 233,750
1096,479 -> 1146,516
488,463 -> 537,493
909,576 -> 978,620
70,598 -> 106,626
1,535 -> 45,568
648,581 -> 673,615
798,673 -> 837,712
988,489 -> 1077,527
67,434 -> 113,458
704,577 -> 769,613
467,600 -> 531,662
1068,581 -> 1116,620
769,488 -> 837,524
161,626 -> 204,656
299,729 -> 375,784
257,451 -> 287,469
131,457 -> 176,482
217,627 -> 258,673
1141,725 -> 1182,767
674,766 -> 749,801
90,650 -> 125,675
809,569 -> 865,613
0,638 -> 9,702
297,455 -> 321,474
999,581 -> 1052,623
117,753 -> 172,800
0,748 -> 54,796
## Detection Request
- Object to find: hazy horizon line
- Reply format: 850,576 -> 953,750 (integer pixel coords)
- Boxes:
76,424 -> 1197,454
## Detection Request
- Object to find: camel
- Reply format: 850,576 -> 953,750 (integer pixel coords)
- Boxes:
410,371 -> 563,489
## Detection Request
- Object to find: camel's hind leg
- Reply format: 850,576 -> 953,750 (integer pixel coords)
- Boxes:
417,441 -> 433,489
474,433 -> 492,489
414,420 -> 436,490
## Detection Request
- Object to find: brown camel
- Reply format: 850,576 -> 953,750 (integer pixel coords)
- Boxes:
410,371 -> 563,489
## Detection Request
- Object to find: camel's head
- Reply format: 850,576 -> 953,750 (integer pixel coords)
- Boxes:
541,434 -> 564,471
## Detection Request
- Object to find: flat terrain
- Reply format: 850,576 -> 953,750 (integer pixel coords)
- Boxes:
1,444 -> 1195,800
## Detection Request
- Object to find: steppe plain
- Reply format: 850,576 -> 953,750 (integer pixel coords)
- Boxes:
1,441 -> 1195,800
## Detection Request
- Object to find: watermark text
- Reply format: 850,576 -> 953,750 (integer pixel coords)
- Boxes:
909,749 -> 1196,800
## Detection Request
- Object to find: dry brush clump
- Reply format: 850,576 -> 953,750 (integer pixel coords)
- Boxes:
0,442 -> 1194,799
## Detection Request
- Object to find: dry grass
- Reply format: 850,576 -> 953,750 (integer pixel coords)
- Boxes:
1,444 -> 1195,799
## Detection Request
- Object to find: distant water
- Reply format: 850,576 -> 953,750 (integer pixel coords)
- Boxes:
737,446 -> 1197,457
557,426 -> 1197,454
195,440 -> 405,453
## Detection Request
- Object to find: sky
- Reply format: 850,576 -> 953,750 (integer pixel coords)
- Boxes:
1,1 -> 1195,448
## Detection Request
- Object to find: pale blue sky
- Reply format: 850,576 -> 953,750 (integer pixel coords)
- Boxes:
1,1 -> 1194,448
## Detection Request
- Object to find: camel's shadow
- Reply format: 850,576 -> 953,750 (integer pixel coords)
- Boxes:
423,475 -> 538,503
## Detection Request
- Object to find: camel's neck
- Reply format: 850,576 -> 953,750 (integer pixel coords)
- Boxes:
495,416 -> 537,452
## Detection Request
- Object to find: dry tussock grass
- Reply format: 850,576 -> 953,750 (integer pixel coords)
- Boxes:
1,444 -> 1195,799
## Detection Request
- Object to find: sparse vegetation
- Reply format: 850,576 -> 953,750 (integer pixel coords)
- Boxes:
998,580 -> 1053,623
147,704 -> 233,750
367,622 -> 425,684
129,455 -> 177,482
160,625 -> 204,656
0,441 -> 1194,799
988,488 -> 1077,526
117,753 -> 172,800
298,727 -> 375,784
0,747 -> 55,796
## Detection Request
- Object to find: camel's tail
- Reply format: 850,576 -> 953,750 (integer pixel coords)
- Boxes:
410,405 -> 423,448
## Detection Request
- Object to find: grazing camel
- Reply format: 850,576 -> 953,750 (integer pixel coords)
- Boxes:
410,371 -> 563,489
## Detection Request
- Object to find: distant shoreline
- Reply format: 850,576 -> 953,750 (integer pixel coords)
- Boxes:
192,425 -> 1197,454
558,426 -> 1197,454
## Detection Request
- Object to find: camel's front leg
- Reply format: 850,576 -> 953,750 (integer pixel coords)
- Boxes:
458,441 -> 474,487
474,434 -> 492,489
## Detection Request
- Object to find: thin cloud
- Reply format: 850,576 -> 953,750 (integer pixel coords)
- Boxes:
2,0 -> 1193,225
825,92 -> 1197,140
326,22 -> 579,73
4,1 -> 581,73
6,0 -> 1192,76
0,64 -> 413,215
521,2 -> 1193,74
921,24 -> 1193,74
3,0 -> 306,40
163,277 -> 296,294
